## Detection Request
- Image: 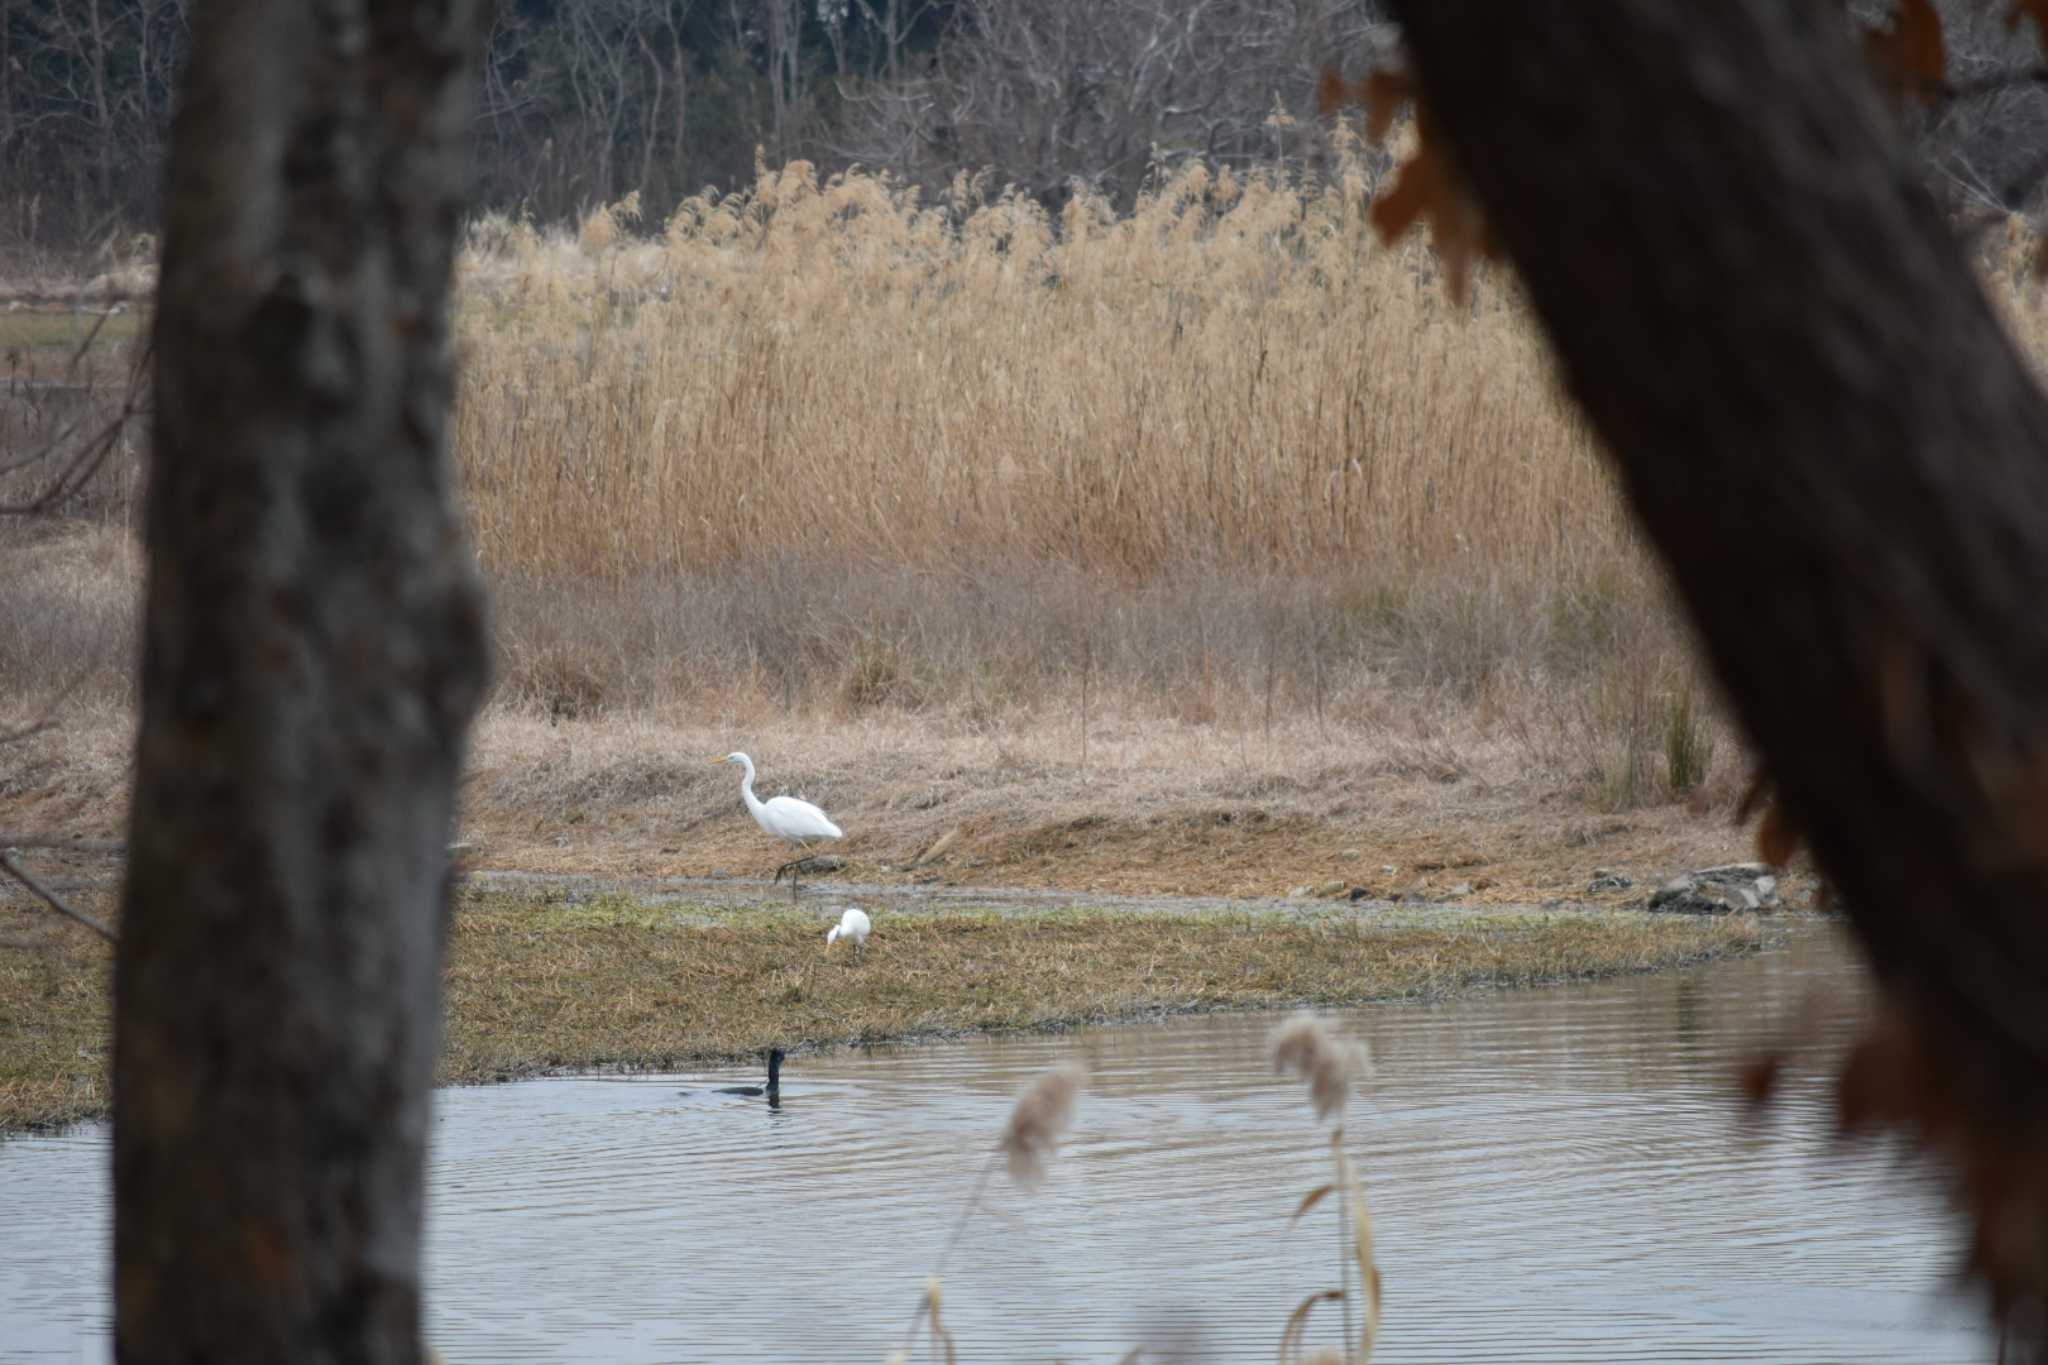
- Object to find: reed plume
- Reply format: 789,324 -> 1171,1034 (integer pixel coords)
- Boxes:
1271,1014 -> 1380,1364
1001,1061 -> 1085,1188
903,1061 -> 1089,1361
1270,1012 -> 1372,1122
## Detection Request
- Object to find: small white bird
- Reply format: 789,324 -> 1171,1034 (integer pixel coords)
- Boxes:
715,751 -> 844,897
827,906 -> 872,958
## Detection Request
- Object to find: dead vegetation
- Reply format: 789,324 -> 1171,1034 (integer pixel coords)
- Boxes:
1,152 -> 1761,838
0,695 -> 1782,907
0,150 -> 1899,961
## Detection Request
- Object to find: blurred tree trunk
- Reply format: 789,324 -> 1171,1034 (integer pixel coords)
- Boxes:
1386,0 -> 2048,1293
113,2 -> 492,1361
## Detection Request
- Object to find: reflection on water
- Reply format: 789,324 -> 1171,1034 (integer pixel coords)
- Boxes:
0,928 -> 1997,1363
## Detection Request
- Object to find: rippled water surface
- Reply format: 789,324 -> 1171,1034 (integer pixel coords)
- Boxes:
1,929 -> 1996,1362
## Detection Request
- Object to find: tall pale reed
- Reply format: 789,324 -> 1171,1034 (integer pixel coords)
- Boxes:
1272,1013 -> 1381,1364
898,1062 -> 1087,1361
452,147 -> 1630,588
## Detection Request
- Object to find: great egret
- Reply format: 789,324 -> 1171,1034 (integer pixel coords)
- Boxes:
827,905 -> 872,958
715,752 -> 843,897
716,1047 -> 785,1098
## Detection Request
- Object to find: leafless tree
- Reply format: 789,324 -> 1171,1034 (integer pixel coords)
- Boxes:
848,0 -> 941,83
1920,1 -> 2048,222
834,0 -> 1391,207
112,1 -> 492,1360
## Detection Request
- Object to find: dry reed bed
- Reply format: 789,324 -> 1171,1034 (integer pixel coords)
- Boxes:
11,155 -> 2048,842
455,154 -> 1622,582
0,885 -> 1765,1134
441,155 -> 2048,748
435,153 -> 1757,805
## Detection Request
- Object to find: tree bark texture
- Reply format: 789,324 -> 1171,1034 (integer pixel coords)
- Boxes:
114,3 -> 491,1361
1387,0 -> 2048,1191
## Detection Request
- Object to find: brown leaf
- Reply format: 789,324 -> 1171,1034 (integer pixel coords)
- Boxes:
1363,68 -> 1413,143
1316,66 -> 1368,118
1322,64 -> 1415,147
1865,0 -> 1948,105
1277,1289 -> 1345,1365
1369,143 -> 1440,243
1737,1051 -> 1784,1110
1825,991 -> 2048,1331
1756,796 -> 1799,869
1367,97 -> 1499,304
1996,759 -> 2048,863
1734,768 -> 1771,824
1834,1005 -> 1934,1138
1337,61 -> 1499,304
1875,635 -> 1927,767
1289,1183 -> 1336,1228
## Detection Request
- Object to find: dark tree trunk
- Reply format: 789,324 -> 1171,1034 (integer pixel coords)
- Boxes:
1386,0 -> 2048,1267
114,2 -> 492,1361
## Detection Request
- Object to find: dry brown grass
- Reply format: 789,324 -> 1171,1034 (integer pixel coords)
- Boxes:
0,879 -> 1766,1134
0,522 -> 139,705
0,150 -> 1780,833
451,152 -> 1710,761
455,151 -> 1623,582
445,705 -> 1776,901
0,695 -> 1778,907
17,153 -> 2048,879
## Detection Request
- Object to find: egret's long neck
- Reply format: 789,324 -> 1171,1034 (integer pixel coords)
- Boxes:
737,758 -> 764,814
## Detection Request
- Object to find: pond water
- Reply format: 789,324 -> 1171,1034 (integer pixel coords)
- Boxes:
1,928 -> 1997,1363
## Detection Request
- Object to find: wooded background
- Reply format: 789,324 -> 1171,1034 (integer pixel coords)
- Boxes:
6,0 -> 2048,255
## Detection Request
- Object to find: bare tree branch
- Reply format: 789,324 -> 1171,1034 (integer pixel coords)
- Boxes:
0,834 -> 125,852
0,849 -> 116,942
0,326 -> 151,515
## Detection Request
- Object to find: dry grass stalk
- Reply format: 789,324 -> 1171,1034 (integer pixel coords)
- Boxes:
1334,1133 -> 1381,1362
1272,1015 -> 1380,1363
921,1277 -> 957,1365
901,1062 -> 1087,1359
1278,1289 -> 1346,1364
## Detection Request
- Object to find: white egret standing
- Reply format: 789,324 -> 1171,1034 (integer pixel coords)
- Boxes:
827,905 -> 872,959
715,752 -> 843,897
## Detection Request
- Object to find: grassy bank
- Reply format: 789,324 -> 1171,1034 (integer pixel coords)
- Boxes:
0,882 -> 1770,1134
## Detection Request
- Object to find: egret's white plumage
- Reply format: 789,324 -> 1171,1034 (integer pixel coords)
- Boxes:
716,752 -> 843,894
827,906 -> 871,954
